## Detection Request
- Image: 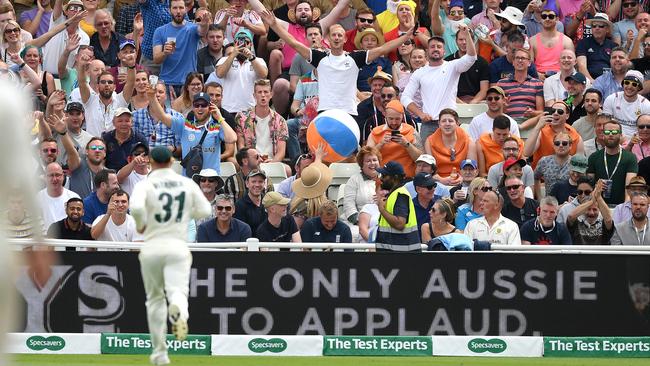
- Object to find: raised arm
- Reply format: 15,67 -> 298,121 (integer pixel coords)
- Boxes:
22,0 -> 46,36
211,105 -> 237,144
52,0 -> 64,22
429,0 -> 444,36
248,0 -> 289,29
319,0 -> 351,35
58,33 -> 80,80
28,10 -> 87,48
120,53 -> 137,103
367,30 -> 412,63
47,113 -> 81,171
77,55 -> 92,104
259,9 -> 311,61
146,85 -> 173,128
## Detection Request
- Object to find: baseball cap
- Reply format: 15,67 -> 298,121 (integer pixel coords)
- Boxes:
246,169 -> 267,180
565,72 -> 587,85
262,191 -> 291,208
503,157 -> 527,172
130,142 -> 149,155
193,92 -> 211,104
119,39 -> 136,50
449,0 -> 463,8
150,146 -> 172,163
235,29 -> 253,41
627,176 -> 648,189
65,101 -> 84,113
376,161 -> 405,176
415,154 -> 436,166
413,172 -> 436,188
460,159 -> 478,169
569,155 -> 588,173
487,86 -> 507,98
114,107 -> 132,117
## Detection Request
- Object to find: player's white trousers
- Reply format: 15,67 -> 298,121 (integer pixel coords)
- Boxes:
138,240 -> 192,357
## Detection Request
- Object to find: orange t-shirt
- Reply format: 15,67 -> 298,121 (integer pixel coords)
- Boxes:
370,124 -> 417,177
531,125 -> 581,169
478,133 -> 524,171
426,127 -> 471,177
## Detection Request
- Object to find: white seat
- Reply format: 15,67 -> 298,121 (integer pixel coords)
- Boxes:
336,183 -> 347,208
219,162 -> 237,177
329,163 -> 360,186
260,162 -> 288,184
171,160 -> 182,175
457,103 -> 488,125
459,123 -> 470,133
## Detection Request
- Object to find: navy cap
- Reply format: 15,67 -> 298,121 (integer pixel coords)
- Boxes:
150,146 -> 172,163
119,39 -> 136,50
376,161 -> 405,176
193,92 -> 211,104
413,172 -> 436,188
460,159 -> 478,169
130,142 -> 149,155
65,101 -> 84,113
565,72 -> 587,85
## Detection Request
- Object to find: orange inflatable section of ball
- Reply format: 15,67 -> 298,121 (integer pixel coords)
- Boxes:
306,121 -> 345,163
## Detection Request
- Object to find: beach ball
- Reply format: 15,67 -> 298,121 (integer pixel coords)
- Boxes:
307,109 -> 360,163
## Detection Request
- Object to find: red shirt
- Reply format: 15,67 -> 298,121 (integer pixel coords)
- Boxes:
383,26 -> 427,62
344,29 -> 358,52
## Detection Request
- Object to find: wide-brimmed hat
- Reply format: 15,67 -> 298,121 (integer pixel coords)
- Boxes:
367,66 -> 392,86
495,6 -> 524,26
64,0 -> 84,11
192,168 -> 225,191
355,28 -> 385,50
292,162 -> 332,199
585,12 -> 612,28
627,176 -> 648,189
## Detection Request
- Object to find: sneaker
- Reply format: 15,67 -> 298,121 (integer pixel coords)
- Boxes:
168,303 -> 188,341
149,352 -> 170,366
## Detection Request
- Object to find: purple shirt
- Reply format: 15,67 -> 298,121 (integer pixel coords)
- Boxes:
19,8 -> 52,38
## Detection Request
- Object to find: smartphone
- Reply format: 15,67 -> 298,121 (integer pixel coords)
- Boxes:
149,75 -> 159,87
544,106 -> 554,115
391,130 -> 401,136
412,21 -> 419,36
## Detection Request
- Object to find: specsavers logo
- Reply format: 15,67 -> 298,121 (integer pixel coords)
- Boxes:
26,336 -> 66,351
467,338 -> 507,354
247,338 -> 288,353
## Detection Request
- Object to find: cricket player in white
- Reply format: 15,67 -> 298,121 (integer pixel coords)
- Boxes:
130,147 -> 212,366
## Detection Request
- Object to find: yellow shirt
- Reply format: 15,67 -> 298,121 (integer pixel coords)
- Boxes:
80,19 -> 96,38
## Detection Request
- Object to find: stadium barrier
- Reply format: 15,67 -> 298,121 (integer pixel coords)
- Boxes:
9,333 -> 650,358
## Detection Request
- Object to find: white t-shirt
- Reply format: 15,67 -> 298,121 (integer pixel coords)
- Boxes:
359,203 -> 379,243
42,14 -> 90,75
603,91 -> 650,138
213,10 -> 262,44
467,112 -> 520,140
218,57 -> 266,114
309,49 -> 368,115
401,54 -> 477,119
37,188 -> 80,231
464,214 -> 521,245
92,214 -> 144,242
121,171 -> 148,197
82,91 -> 128,137
487,163 -> 535,188
254,114 -> 273,158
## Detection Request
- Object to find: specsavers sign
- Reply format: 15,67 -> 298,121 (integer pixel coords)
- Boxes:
6,333 -> 100,354
101,333 -> 210,355
212,335 -> 322,356
433,336 -> 543,357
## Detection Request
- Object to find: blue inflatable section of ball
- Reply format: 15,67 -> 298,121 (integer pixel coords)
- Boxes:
313,116 -> 359,157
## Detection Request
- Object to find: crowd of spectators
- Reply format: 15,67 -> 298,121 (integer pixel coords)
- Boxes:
6,0 -> 650,249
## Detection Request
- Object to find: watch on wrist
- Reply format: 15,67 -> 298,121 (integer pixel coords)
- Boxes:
60,130 -> 68,135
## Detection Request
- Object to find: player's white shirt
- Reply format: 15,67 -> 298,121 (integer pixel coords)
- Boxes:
91,214 -> 144,242
130,167 -> 211,242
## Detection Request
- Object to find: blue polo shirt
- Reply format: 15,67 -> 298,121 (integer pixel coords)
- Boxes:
102,129 -> 149,171
300,217 -> 352,243
196,218 -> 252,242
82,192 -> 107,224
576,37 -> 617,79
152,22 -> 201,85
171,114 -> 224,176
455,202 -> 482,230
234,194 -> 267,235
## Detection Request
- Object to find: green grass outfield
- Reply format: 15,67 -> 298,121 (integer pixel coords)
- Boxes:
11,355 -> 650,366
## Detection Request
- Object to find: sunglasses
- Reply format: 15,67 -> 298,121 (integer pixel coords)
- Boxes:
487,96 -> 501,102
577,189 -> 592,195
592,24 -> 607,29
623,80 -> 640,88
540,13 -> 556,19
4,28 -> 20,34
450,148 -> 456,162
551,108 -> 565,115
216,205 -> 233,211
603,129 -> 621,135
503,147 -> 519,152
67,5 -> 84,11
644,42 -> 650,48
639,125 -> 650,130
623,2 -> 637,7
200,178 -> 218,183
357,17 -> 374,24
480,186 -> 493,192
99,80 -> 115,85
554,140 -> 570,146
193,103 -> 209,109
506,184 -> 522,191
514,56 -> 530,61
381,93 -> 395,99
42,148 -> 57,153
449,10 -> 464,16
402,40 -> 414,46
89,145 -> 105,151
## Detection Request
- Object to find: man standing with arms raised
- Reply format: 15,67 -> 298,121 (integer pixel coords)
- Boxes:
401,26 -> 477,143
130,146 -> 212,366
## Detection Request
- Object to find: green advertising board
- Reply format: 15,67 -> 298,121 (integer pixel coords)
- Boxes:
544,337 -> 650,357
323,336 -> 432,356
101,333 -> 210,355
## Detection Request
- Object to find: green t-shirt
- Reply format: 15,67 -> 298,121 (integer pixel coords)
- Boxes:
586,148 -> 638,205
60,68 -> 77,96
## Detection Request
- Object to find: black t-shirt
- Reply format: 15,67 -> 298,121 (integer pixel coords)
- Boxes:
234,195 -> 267,234
47,219 -> 93,251
567,98 -> 586,125
300,217 -> 352,243
267,4 -> 291,42
256,215 -> 299,242
520,218 -> 573,245
632,57 -> 650,75
549,179 -> 578,204
501,198 -> 539,228
445,52 -> 490,98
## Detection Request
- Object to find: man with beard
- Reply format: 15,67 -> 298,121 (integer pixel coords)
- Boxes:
82,168 -> 120,224
47,197 -> 93,250
488,136 -> 534,189
91,190 -> 144,242
344,8 -> 375,52
611,192 -> 650,245
567,179 -> 615,244
69,137 -> 108,198
549,154 -> 588,205
468,86 -> 520,139
148,89 -> 238,176
402,26 -> 477,143
587,120 -> 638,205
197,25 -> 225,81
357,69 -> 393,144
501,175 -> 538,227
479,6 -> 525,61
612,176 -> 650,223
152,0 -> 210,95
445,28 -> 489,103
612,0 -> 641,46
521,196 -> 572,245
214,0 -> 265,44
374,161 -> 421,251
572,89 -> 602,140
262,9 -> 413,117
224,147 -> 271,200
51,101 -> 93,166
592,47 -> 629,100
603,70 -> 650,138
556,176 -> 595,224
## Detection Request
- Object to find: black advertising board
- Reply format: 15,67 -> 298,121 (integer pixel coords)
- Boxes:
13,252 -> 650,336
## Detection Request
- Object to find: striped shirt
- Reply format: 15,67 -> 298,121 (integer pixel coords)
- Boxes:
139,0 -> 172,60
497,76 -> 543,119
133,107 -> 180,148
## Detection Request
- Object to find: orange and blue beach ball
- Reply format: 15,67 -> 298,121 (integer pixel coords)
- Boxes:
307,109 -> 360,163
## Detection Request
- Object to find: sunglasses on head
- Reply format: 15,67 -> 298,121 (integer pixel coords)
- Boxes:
193,102 -> 209,109
486,96 -> 501,102
216,205 -> 233,211
357,17 -> 374,24
89,145 -> 105,151
603,129 -> 621,135
505,184 -> 522,191
200,177 -> 218,183
540,13 -> 556,19
42,148 -> 57,153
554,140 -> 570,146
623,80 -> 640,88
577,189 -> 592,195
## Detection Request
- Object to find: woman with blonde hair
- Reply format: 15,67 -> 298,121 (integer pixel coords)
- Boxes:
455,177 -> 491,230
421,197 -> 462,242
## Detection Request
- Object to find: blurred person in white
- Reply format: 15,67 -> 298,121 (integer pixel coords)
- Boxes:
130,146 -> 212,366
91,189 -> 144,242
117,142 -> 150,196
37,162 -> 81,232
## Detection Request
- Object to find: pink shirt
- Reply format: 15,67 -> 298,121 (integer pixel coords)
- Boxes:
282,23 -> 308,70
